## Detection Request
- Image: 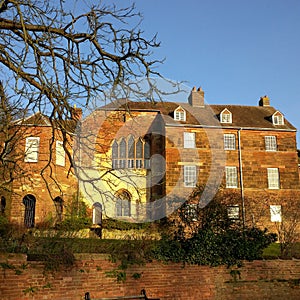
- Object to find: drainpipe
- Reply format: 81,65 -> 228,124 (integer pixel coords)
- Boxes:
238,128 -> 246,229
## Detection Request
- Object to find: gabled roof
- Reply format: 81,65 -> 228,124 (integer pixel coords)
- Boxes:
13,111 -> 78,133
14,111 -> 51,126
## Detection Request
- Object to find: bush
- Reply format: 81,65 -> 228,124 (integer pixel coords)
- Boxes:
151,198 -> 277,267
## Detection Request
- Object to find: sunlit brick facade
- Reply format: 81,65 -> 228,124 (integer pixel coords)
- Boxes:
1,88 -> 299,233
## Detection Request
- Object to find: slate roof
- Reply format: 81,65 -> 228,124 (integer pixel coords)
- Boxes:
100,100 -> 296,131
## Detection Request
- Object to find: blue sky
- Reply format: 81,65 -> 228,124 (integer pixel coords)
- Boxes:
119,0 -> 300,146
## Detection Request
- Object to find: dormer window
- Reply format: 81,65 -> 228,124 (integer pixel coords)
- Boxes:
272,111 -> 284,125
174,106 -> 186,121
220,108 -> 232,124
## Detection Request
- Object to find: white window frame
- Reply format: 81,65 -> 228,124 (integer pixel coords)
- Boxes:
267,168 -> 280,189
174,106 -> 186,121
270,205 -> 282,222
224,134 -> 236,150
184,165 -> 197,187
24,137 -> 40,162
265,136 -> 277,151
225,166 -> 238,188
227,205 -> 240,220
184,132 -> 196,148
272,112 -> 284,125
56,141 -> 65,166
220,109 -> 232,123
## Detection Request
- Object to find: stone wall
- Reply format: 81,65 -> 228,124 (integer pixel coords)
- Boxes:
1,253 -> 300,300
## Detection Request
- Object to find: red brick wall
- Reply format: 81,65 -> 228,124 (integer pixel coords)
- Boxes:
1,254 -> 300,300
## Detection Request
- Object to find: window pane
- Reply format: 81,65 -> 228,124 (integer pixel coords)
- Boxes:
270,205 -> 282,222
25,137 -> 40,162
267,168 -> 279,189
184,166 -> 197,187
265,136 -> 277,151
144,141 -> 150,159
112,140 -> 118,159
184,132 -> 196,148
116,191 -> 131,217
227,205 -> 239,220
119,138 -> 126,158
224,134 -> 235,150
128,136 -> 135,158
226,166 -> 238,188
136,138 -> 143,158
174,107 -> 186,121
56,141 -> 65,166
221,112 -> 232,123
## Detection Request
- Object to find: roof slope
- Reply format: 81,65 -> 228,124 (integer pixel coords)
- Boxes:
99,100 -> 296,131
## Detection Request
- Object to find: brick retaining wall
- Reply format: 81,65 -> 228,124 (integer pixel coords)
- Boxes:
1,254 -> 300,299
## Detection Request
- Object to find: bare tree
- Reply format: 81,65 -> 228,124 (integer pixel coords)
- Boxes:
0,0 -> 170,224
0,0 -> 162,111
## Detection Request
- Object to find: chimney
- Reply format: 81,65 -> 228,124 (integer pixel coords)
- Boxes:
71,105 -> 82,120
259,95 -> 270,107
188,86 -> 205,107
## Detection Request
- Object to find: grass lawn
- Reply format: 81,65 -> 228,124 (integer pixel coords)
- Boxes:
263,243 -> 300,259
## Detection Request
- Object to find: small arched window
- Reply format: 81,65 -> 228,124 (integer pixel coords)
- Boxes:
144,140 -> 151,169
119,138 -> 127,168
112,140 -> 118,169
116,190 -> 131,217
93,202 -> 102,225
127,136 -> 135,168
23,194 -> 36,228
136,138 -> 143,168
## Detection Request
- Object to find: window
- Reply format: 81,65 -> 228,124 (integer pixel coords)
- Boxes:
265,136 -> 277,151
220,108 -> 232,123
185,204 -> 198,221
116,190 -> 131,217
112,136 -> 150,169
272,112 -> 284,125
92,202 -> 102,225
127,136 -> 135,168
56,141 -> 65,166
112,140 -> 118,169
174,106 -> 186,121
227,205 -> 239,220
119,138 -> 127,169
267,168 -> 280,189
224,134 -> 236,150
270,205 -> 282,222
23,194 -> 36,228
184,165 -> 197,187
24,137 -> 40,162
225,166 -> 238,188
184,132 -> 196,148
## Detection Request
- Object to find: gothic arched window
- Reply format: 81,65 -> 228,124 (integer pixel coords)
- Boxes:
111,136 -> 151,170
127,136 -> 135,168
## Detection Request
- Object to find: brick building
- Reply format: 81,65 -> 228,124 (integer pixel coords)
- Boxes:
77,87 -> 300,231
0,111 -> 79,227
1,87 -> 300,232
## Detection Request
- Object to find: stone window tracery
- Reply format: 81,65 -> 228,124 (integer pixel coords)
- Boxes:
111,136 -> 150,169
